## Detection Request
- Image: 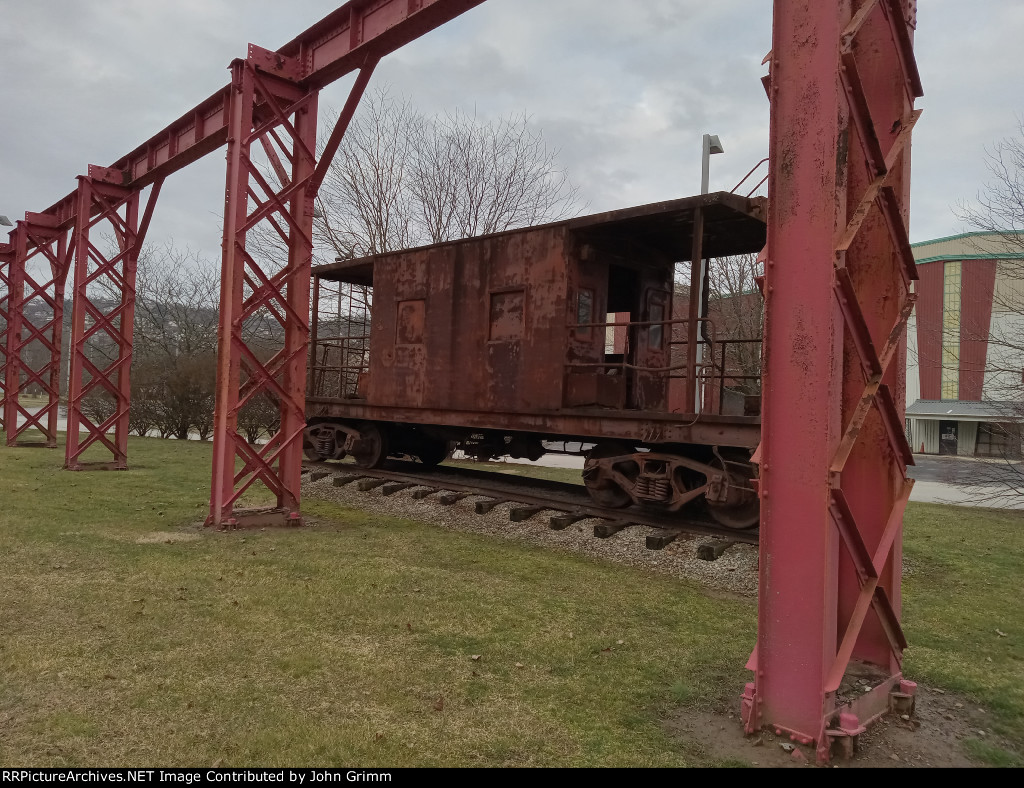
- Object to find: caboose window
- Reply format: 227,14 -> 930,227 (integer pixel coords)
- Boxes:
577,288 -> 594,336
396,299 -> 426,345
489,290 -> 525,342
649,302 -> 664,350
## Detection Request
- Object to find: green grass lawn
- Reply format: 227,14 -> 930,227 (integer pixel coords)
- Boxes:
13,395 -> 50,409
901,503 -> 1024,765
0,436 -> 1021,766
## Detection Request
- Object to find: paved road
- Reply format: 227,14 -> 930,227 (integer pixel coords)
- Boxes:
907,455 -> 1024,509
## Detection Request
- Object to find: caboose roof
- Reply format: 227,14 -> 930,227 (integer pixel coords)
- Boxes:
312,191 -> 767,285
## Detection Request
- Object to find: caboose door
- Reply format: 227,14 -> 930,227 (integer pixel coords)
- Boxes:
630,288 -> 671,410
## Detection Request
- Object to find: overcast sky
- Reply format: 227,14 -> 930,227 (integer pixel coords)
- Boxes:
1,0 -> 1022,258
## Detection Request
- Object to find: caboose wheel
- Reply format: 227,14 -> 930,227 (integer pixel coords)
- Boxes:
303,425 -> 324,461
414,439 -> 451,467
351,423 -> 389,469
707,500 -> 760,530
583,442 -> 636,509
586,483 -> 633,508
304,425 -> 348,462
705,454 -> 760,529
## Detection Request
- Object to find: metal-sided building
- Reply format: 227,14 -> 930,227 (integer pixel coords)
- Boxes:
906,231 -> 1024,456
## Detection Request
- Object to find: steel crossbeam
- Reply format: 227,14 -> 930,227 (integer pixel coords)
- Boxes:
744,0 -> 922,761
64,169 -> 162,470
2,220 -> 73,447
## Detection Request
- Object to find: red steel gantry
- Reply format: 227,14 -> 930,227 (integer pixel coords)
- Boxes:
0,0 -> 922,761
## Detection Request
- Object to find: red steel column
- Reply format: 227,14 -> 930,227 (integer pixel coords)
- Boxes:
44,233 -> 69,446
2,219 -> 73,447
0,240 -> 13,433
208,49 -> 321,528
65,169 -> 159,470
746,0 -> 922,761
209,59 -> 255,526
3,224 -> 28,442
279,98 -> 318,509
752,0 -> 847,749
207,48 -> 376,528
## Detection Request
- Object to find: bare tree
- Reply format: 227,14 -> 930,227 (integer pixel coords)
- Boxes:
960,118 -> 1024,254
126,243 -> 220,440
410,108 -> 582,243
305,86 -> 584,263
314,89 -> 420,260
132,242 -> 220,360
706,253 -> 764,392
74,232 -> 289,443
66,239 -> 219,437
238,391 -> 281,445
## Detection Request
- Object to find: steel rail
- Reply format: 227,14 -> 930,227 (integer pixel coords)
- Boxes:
301,459 -> 759,545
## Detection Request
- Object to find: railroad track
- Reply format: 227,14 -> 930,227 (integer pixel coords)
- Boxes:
301,459 -> 759,550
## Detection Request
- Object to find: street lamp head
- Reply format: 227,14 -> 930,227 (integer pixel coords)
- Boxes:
0,215 -> 13,227
706,134 -> 725,156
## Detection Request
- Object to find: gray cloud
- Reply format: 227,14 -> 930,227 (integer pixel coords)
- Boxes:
1,0 -> 1021,251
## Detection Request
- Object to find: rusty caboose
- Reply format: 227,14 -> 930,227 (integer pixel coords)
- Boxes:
305,192 -> 767,528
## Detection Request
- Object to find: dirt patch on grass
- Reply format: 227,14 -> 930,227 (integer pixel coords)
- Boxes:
134,532 -> 202,545
666,685 -> 1014,767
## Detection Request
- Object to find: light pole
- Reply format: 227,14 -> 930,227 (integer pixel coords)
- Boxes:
701,134 -> 725,195
695,134 -> 724,413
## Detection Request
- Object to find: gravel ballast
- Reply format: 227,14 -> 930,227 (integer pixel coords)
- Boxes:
301,472 -> 759,598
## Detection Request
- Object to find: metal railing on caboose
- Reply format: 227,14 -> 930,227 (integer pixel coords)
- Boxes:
308,333 -> 372,400
308,276 -> 373,400
566,315 -> 762,417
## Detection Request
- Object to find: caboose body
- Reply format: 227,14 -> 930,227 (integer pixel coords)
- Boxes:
306,192 -> 767,527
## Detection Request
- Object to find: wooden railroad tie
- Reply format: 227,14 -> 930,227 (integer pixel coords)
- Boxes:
357,479 -> 387,492
332,474 -> 361,487
696,540 -> 737,561
509,505 -> 545,523
382,482 -> 416,497
474,499 -> 507,515
549,514 -> 588,531
646,532 -> 680,551
438,492 -> 470,506
594,521 -> 630,539
411,488 -> 440,500
310,471 -> 331,482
